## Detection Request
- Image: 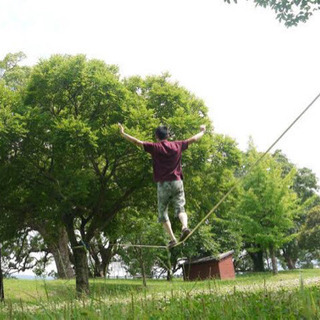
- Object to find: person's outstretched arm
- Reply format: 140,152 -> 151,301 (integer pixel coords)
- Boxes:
118,123 -> 144,148
186,125 -> 206,144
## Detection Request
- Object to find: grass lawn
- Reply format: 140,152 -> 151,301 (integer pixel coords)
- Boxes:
1,269 -> 320,319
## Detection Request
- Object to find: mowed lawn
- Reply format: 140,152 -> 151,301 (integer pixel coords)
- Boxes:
1,269 -> 320,319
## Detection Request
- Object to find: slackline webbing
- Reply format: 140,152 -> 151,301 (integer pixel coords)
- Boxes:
111,244 -> 167,249
173,91 -> 320,248
77,91 -> 320,251
73,243 -> 167,250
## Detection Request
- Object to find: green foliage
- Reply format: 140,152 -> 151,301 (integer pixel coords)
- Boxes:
0,52 -> 31,90
114,207 -> 165,279
1,53 -> 224,294
273,150 -> 320,269
295,168 -> 320,203
274,150 -> 320,205
1,229 -> 51,277
300,205 -> 320,255
0,82 -> 29,241
2,51 -> 319,293
225,0 -> 320,27
236,144 -> 299,254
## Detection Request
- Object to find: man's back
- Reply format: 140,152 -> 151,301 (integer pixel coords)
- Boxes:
143,140 -> 189,182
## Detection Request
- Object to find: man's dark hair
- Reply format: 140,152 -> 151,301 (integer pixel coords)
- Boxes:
155,126 -> 168,140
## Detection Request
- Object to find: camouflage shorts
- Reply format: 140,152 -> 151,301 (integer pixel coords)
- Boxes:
157,180 -> 186,223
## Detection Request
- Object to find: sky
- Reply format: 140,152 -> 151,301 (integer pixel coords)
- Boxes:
1,0 -> 320,181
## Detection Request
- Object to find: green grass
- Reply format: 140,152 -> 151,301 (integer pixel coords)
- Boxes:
1,269 -> 320,319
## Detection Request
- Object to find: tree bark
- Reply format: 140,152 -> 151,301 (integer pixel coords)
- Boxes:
248,250 -> 265,272
89,242 -> 116,278
282,246 -> 297,270
90,251 -> 104,278
99,243 -> 116,277
270,246 -> 278,275
63,213 -> 90,295
137,248 -> 147,287
48,229 -> 74,279
73,247 -> 90,296
284,256 -> 296,270
35,224 -> 74,279
0,245 -> 4,302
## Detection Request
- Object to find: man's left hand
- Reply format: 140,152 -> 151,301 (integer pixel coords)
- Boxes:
118,123 -> 124,135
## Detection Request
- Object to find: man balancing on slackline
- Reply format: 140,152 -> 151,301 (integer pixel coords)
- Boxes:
118,123 -> 206,248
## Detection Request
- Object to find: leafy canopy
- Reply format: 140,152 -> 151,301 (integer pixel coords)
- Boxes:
224,0 -> 320,27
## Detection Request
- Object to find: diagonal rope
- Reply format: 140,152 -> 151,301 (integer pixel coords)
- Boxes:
172,91 -> 320,248
107,91 -> 320,250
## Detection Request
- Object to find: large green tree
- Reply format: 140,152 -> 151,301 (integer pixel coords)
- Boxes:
300,205 -> 320,258
13,54 -> 214,295
236,143 -> 298,274
0,53 -> 75,280
273,150 -> 320,269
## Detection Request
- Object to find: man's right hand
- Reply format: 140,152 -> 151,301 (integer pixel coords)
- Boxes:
200,125 -> 206,132
118,123 -> 144,147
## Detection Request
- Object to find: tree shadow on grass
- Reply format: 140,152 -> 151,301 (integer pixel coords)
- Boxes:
89,281 -> 146,298
39,279 -> 147,302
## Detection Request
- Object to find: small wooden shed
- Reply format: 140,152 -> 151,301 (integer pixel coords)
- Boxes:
182,250 -> 235,281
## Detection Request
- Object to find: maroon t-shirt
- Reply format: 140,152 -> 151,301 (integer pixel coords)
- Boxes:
143,140 -> 189,182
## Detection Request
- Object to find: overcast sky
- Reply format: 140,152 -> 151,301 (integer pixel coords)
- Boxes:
1,0 -> 320,181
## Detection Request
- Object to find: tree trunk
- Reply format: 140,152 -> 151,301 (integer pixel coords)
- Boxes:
141,261 -> 147,287
89,249 -> 104,278
0,245 -> 4,302
137,248 -> 147,287
89,243 -> 116,278
284,256 -> 296,270
99,243 -> 116,277
49,229 -> 74,279
282,246 -> 297,270
63,213 -> 90,296
34,223 -> 74,279
270,246 -> 278,275
265,250 -> 271,270
73,247 -> 90,296
248,250 -> 265,272
166,248 -> 173,281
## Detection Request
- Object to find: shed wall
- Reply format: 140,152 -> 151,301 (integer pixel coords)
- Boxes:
218,257 -> 235,279
184,260 -> 220,280
184,255 -> 235,281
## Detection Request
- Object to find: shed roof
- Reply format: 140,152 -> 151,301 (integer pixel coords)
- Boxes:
183,250 -> 234,265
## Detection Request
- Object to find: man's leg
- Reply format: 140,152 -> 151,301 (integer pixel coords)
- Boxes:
157,182 -> 177,245
178,211 -> 190,241
178,212 -> 188,231
172,181 -> 190,240
163,220 -> 177,242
